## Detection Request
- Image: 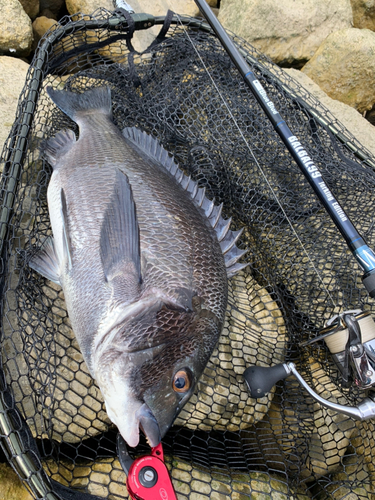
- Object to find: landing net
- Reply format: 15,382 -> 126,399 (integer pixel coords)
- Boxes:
1,8 -> 374,499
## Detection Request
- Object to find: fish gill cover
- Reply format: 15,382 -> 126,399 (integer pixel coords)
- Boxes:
0,7 -> 375,500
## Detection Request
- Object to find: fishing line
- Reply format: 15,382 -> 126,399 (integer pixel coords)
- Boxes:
176,14 -> 339,310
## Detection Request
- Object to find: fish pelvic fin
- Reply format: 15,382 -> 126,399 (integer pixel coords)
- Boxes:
46,86 -> 112,123
100,168 -> 142,299
44,129 -> 76,168
122,127 -> 249,278
28,236 -> 61,285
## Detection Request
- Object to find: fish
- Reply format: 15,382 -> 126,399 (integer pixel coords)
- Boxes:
29,85 -> 247,448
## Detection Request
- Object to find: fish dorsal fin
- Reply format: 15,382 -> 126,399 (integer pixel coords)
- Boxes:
44,129 -> 76,167
122,127 -> 248,278
100,168 -> 142,299
28,236 -> 61,285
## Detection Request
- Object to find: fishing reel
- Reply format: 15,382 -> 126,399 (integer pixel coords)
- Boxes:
317,309 -> 375,389
244,310 -> 375,421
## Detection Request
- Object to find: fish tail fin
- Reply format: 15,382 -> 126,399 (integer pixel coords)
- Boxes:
46,86 -> 112,122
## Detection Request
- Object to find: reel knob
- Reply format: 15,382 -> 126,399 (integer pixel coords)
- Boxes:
243,363 -> 291,398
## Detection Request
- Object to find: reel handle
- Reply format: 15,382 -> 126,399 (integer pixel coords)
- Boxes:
244,362 -> 375,421
243,363 -> 291,398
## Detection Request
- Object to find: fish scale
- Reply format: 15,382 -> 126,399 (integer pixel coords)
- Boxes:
29,85 -> 248,449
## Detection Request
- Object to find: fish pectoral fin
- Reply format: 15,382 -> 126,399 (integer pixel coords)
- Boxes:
100,168 -> 142,291
44,128 -> 76,167
28,236 -> 61,285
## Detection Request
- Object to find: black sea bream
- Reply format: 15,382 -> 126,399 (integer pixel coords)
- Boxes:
30,86 -> 247,448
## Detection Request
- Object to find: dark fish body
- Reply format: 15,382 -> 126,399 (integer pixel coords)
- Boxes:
30,86 -> 247,447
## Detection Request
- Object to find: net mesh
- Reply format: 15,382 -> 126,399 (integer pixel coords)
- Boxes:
0,8 -> 375,499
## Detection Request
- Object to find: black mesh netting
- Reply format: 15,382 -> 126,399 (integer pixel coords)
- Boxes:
0,7 -> 375,500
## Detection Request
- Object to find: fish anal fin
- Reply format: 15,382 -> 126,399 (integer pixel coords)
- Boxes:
44,129 -> 76,167
28,237 -> 61,285
100,169 -> 142,298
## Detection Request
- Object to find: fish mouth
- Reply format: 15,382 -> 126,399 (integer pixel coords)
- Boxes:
115,402 -> 161,449
137,403 -> 161,448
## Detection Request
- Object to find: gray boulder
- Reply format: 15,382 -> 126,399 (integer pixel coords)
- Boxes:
302,28 -> 375,113
0,0 -> 33,57
65,0 -> 114,15
0,56 -> 29,154
19,0 -> 40,20
218,0 -> 353,67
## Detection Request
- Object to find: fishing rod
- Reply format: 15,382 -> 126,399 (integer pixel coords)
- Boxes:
194,0 -> 375,299
193,0 -> 375,416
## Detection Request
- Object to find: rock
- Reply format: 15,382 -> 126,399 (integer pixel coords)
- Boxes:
32,16 -> 58,49
282,68 -> 375,158
0,463 -> 33,500
304,358 -> 356,477
0,0 -> 33,57
241,394 -> 312,477
115,0 -> 216,18
51,0 -> 217,19
351,0 -> 375,30
19,0 -> 40,20
65,0 -> 117,15
218,0 -> 353,67
14,281 -> 112,443
39,0 -> 65,17
40,8 -> 58,19
321,421 -> 375,498
302,28 -> 375,113
365,106 -> 375,125
63,1 -> 219,54
114,0 -> 218,52
0,56 -> 29,152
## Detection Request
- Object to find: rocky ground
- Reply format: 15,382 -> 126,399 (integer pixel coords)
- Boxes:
0,462 -> 33,500
1,0 -> 375,497
1,0 -> 375,155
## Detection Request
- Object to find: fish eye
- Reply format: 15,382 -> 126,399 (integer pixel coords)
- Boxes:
172,369 -> 192,393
